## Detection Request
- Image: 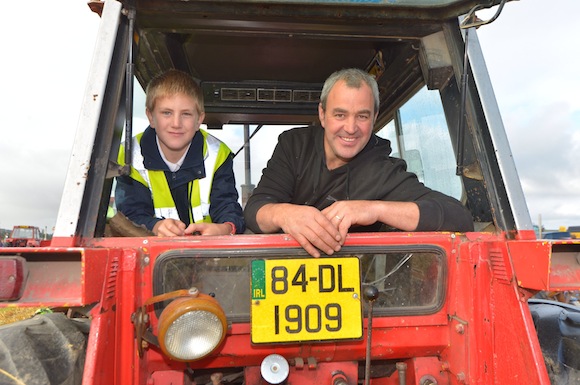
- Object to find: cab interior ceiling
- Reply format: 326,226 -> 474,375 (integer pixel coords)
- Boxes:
133,15 -> 452,128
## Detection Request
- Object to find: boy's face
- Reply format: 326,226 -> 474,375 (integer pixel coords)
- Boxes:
146,93 -> 205,163
318,80 -> 376,170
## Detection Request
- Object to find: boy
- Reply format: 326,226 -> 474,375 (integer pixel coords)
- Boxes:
116,69 -> 244,236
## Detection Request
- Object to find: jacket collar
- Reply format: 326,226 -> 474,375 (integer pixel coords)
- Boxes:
140,126 -> 205,174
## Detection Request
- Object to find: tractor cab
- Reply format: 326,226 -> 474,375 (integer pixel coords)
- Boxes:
53,0 -> 529,242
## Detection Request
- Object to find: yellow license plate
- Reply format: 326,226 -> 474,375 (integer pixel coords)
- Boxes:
250,257 -> 362,344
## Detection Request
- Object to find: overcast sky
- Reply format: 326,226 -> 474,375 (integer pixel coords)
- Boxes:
0,0 -> 578,233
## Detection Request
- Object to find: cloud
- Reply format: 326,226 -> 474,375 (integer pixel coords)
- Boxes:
0,1 -> 100,230
0,141 -> 70,231
477,0 -> 580,230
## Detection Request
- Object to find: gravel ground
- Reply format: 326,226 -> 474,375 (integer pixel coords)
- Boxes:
0,307 -> 38,326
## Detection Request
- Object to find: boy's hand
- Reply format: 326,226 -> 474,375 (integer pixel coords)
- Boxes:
153,218 -> 187,236
184,223 -> 232,236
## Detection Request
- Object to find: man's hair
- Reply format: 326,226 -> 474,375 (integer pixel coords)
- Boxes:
145,69 -> 204,114
319,68 -> 380,113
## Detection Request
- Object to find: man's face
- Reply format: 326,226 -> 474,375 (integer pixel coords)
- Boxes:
146,93 -> 205,163
318,79 -> 376,170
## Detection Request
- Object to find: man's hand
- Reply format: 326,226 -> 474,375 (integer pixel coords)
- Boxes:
256,203 -> 342,258
153,218 -> 187,236
322,200 -> 420,241
321,201 -> 379,242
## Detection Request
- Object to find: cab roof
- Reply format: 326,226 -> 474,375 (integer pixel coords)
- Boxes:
91,0 -> 501,126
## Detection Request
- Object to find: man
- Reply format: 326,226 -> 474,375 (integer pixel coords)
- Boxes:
116,69 -> 244,236
244,68 -> 473,257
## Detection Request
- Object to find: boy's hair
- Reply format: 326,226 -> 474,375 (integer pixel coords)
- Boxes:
145,69 -> 205,114
319,68 -> 380,114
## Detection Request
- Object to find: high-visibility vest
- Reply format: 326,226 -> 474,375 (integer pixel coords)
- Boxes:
118,129 -> 230,224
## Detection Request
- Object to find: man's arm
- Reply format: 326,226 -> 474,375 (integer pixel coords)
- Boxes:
414,194 -> 474,232
320,195 -> 474,235
357,155 -> 474,233
321,197 -> 472,249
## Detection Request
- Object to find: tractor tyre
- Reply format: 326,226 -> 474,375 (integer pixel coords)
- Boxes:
529,299 -> 580,385
0,312 -> 89,385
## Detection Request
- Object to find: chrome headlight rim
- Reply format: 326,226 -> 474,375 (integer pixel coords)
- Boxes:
158,293 -> 227,361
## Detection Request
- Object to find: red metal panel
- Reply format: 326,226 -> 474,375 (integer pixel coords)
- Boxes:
148,371 -> 186,384
508,240 -> 552,290
16,253 -> 83,306
410,357 -> 450,385
509,239 -> 580,291
83,250 -> 123,385
484,240 -> 549,384
548,245 -> 580,289
439,236 -> 551,384
83,309 -> 118,385
83,249 -> 112,304
0,248 -> 109,307
25,232 -> 559,384
118,249 -> 140,385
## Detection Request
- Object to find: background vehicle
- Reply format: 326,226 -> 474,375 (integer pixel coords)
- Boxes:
1,0 -> 580,384
542,231 -> 573,240
567,226 -> 580,238
3,225 -> 42,247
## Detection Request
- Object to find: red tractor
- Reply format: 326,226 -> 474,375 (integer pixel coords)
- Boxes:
1,1 -> 579,384
3,225 -> 42,248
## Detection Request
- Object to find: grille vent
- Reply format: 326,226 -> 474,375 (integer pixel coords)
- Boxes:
217,87 -> 320,103
105,256 -> 120,299
489,249 -> 510,284
221,88 -> 256,101
257,88 -> 292,102
293,90 -> 321,103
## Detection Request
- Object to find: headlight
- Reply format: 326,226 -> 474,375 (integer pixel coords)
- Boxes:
157,291 -> 227,361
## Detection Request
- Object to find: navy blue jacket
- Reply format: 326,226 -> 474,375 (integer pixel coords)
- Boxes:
115,127 -> 245,233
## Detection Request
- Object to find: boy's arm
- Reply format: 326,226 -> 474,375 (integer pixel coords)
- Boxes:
115,174 -> 161,231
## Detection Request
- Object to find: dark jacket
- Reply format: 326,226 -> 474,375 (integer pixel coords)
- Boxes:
244,125 -> 473,233
115,127 -> 245,233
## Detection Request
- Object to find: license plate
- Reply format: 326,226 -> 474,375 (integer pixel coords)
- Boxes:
250,257 -> 362,344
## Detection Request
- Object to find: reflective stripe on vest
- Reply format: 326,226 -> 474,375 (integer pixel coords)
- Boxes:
125,130 -> 226,223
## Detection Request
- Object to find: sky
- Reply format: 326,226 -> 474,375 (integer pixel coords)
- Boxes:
0,0 -> 578,233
